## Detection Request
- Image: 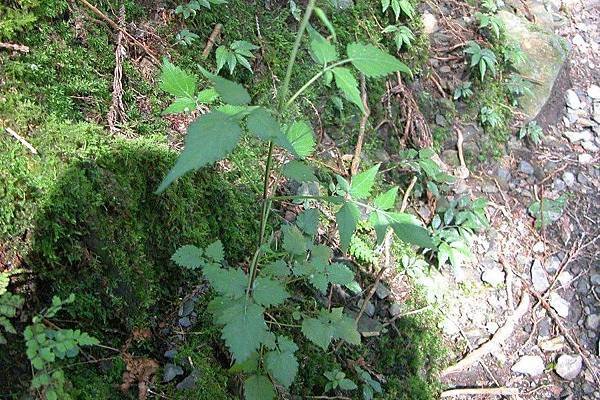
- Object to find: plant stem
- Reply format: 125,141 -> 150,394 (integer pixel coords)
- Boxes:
285,59 -> 351,108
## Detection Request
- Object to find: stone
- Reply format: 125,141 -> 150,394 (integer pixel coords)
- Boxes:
441,318 -> 460,336
581,140 -> 599,152
539,336 -> 566,352
178,317 -> 192,328
435,113 -> 447,126
496,166 -> 512,183
519,160 -> 535,175
587,84 -> 600,100
511,355 -> 545,376
557,271 -> 572,286
358,299 -> 375,317
486,321 -> 499,334
565,89 -> 582,109
375,283 -> 391,299
555,354 -> 583,380
163,363 -> 184,383
577,172 -> 589,185
176,372 -> 198,390
585,314 -> 600,330
164,349 -> 178,359
563,130 -> 593,143
591,274 -> 600,285
389,302 -> 402,317
549,292 -> 569,318
481,268 -> 505,287
422,11 -> 438,34
572,34 -> 586,48
578,153 -> 593,164
497,11 -> 569,120
179,298 -> 195,317
441,150 -> 460,167
562,171 -> 576,187
553,178 -> 566,191
532,241 -> 545,254
531,259 -> 550,292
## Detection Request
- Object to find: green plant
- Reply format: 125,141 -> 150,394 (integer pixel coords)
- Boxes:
382,25 -> 415,50
159,60 -> 219,114
506,75 -> 532,105
428,197 -> 489,270
501,41 -> 526,67
453,81 -> 473,100
324,369 -> 357,392
25,294 -> 99,400
175,0 -> 227,18
354,366 -> 383,400
480,0 -> 499,13
464,41 -> 497,81
475,12 -> 503,39
0,270 -> 24,344
529,195 -> 567,229
397,148 -> 455,199
519,120 -> 544,145
479,105 -> 502,127
381,0 -> 414,20
176,28 -> 200,46
155,2 -> 430,397
216,40 -> 260,75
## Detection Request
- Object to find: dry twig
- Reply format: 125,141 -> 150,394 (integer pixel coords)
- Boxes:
0,42 -> 29,53
4,127 -> 38,155
202,23 -> 222,58
440,387 -> 519,397
107,4 -> 127,133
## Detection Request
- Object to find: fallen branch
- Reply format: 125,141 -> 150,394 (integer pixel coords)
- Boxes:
107,4 -> 127,133
442,292 -> 530,375
440,387 -> 519,397
350,74 -> 370,176
4,127 -> 38,155
76,0 -> 159,64
0,42 -> 29,53
202,23 -> 222,58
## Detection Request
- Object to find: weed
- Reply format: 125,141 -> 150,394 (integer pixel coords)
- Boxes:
464,41 -> 497,81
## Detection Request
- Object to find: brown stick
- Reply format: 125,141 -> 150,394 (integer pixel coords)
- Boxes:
350,74 -> 370,176
442,293 -> 530,375
440,387 -> 519,397
76,0 -> 160,64
202,23 -> 223,58
401,177 -> 418,213
107,4 -> 126,133
0,42 -> 29,53
4,127 -> 38,155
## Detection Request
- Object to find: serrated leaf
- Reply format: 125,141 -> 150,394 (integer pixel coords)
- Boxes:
197,88 -> 219,103
199,66 -> 251,105
156,111 -> 242,193
282,225 -> 307,256
302,308 -> 360,349
246,108 -> 282,141
336,202 -> 360,253
333,312 -> 361,345
244,375 -> 275,400
160,59 -> 197,98
253,276 -> 289,307
285,121 -> 315,158
265,336 -> 298,388
171,245 -> 204,269
347,43 -> 411,77
296,208 -> 320,236
327,263 -> 354,286
350,164 -> 379,199
391,223 -> 434,248
332,67 -> 365,114
163,97 -> 197,114
215,46 -> 231,73
373,186 -> 398,210
282,160 -> 317,182
308,27 -> 338,65
218,301 -> 268,362
204,265 -> 247,298
339,378 -> 358,390
301,316 -> 334,350
205,240 -> 224,262
262,260 -> 290,277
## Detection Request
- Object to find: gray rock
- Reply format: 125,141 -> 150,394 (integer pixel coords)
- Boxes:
549,292 -> 569,318
481,268 -> 505,286
531,259 -> 550,292
577,172 -> 590,185
581,140 -> 599,152
563,130 -> 593,143
389,302 -> 402,317
164,349 -> 178,359
562,171 -> 576,187
565,89 -> 582,109
585,314 -> 600,330
422,11 -> 438,34
375,283 -> 391,299
553,178 -> 566,191
179,298 -> 195,317
297,181 -> 320,197
555,354 -> 582,380
578,153 -> 593,164
176,373 -> 198,390
358,299 -> 376,317
163,363 -> 184,383
532,241 -> 545,254
435,114 -> 447,126
588,84 -> 600,100
178,317 -> 192,328
441,318 -> 460,336
511,355 -> 545,376
496,166 -> 512,183
576,278 -> 590,294
519,160 -> 535,175
591,274 -> 600,285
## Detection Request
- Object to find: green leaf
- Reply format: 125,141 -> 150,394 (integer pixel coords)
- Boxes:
339,378 -> 358,390
163,97 -> 197,114
205,240 -> 224,262
282,225 -> 308,256
244,375 -> 275,400
217,301 -> 269,362
156,111 -> 242,193
282,160 -> 317,182
391,223 -> 434,248
350,164 -> 379,199
308,27 -> 338,65
160,59 -> 197,98
296,208 -> 320,236
265,336 -> 299,388
347,43 -> 411,77
253,276 -> 289,307
373,186 -> 398,210
302,308 -> 360,349
204,265 -> 247,298
336,202 -> 360,253
262,260 -> 290,277
314,7 -> 337,40
171,245 -> 204,269
332,67 -> 365,114
215,46 -> 231,73
246,108 -> 282,141
197,88 -> 219,103
285,121 -> 315,158
301,316 -> 334,350
199,66 -> 251,105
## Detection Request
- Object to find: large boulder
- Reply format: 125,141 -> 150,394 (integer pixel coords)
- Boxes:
498,10 -> 570,126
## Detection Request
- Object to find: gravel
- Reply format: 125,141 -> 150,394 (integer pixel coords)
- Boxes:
555,354 -> 583,380
511,355 -> 545,377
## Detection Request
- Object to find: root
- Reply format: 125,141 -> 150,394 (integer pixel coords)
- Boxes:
107,5 -> 127,133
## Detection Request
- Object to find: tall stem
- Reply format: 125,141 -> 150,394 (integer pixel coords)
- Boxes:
285,59 -> 351,108
246,0 -> 317,297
